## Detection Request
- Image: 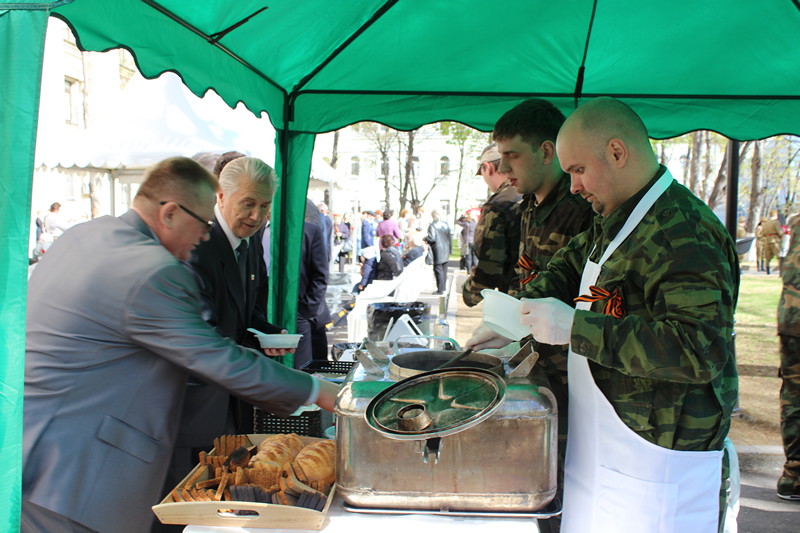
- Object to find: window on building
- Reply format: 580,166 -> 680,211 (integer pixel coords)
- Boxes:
412,156 -> 420,177
64,77 -> 84,127
351,156 -> 360,176
440,156 -> 450,176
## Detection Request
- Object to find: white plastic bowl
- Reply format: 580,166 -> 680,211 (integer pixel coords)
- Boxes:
251,332 -> 302,349
480,289 -> 529,340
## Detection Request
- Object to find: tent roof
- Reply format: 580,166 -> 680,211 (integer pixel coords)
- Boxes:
53,0 -> 800,140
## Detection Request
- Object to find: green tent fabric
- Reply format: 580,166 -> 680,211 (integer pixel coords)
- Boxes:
0,4 -> 57,530
3,1 -> 800,527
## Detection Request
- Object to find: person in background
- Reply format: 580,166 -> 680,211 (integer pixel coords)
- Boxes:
352,244 -> 378,293
360,210 -> 376,254
424,209 -> 452,295
777,214 -> 800,501
397,208 -> 410,235
402,231 -> 426,266
23,157 -> 338,533
376,234 -> 404,280
461,143 -> 522,307
376,208 -> 403,243
317,201 -> 333,263
468,97 -> 738,533
760,210 -> 783,275
43,201 -> 70,237
296,199 -> 332,369
333,213 -> 352,273
456,211 -> 477,273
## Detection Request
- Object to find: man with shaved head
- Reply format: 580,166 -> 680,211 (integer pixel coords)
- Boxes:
469,98 -> 739,532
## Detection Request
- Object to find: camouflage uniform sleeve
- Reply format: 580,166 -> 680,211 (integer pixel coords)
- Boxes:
461,200 -> 521,307
569,201 -> 737,384
779,222 -> 800,337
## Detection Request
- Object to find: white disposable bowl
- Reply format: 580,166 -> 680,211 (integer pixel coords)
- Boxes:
253,333 -> 302,349
480,289 -> 529,340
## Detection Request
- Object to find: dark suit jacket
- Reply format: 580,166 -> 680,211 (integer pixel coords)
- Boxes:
298,221 -> 332,325
23,210 -> 312,532
180,221 -> 282,442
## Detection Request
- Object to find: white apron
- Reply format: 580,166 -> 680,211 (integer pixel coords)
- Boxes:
561,170 -> 723,533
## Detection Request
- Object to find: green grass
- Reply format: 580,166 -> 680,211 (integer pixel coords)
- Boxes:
734,274 -> 782,369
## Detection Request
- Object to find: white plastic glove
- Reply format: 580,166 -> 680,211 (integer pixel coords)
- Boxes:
519,297 -> 575,345
464,323 -> 512,352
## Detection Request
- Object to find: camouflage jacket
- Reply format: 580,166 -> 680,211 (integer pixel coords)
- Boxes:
512,175 -> 594,295
779,219 -> 800,337
462,182 -> 522,306
520,170 -> 740,451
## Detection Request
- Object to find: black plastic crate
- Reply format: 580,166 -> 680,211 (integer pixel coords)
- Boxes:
300,360 -> 356,378
252,407 -> 333,438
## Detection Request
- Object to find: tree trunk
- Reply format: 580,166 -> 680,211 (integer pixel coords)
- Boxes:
452,144 -> 466,228
746,140 -> 763,233
706,140 -> 729,211
330,130 -> 339,169
687,131 -> 702,195
699,131 -> 712,201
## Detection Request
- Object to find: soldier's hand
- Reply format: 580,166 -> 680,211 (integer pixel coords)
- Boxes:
465,324 -> 512,352
520,297 -> 575,345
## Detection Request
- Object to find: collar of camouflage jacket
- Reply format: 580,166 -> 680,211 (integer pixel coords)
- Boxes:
524,174 -> 574,224
596,165 -> 668,247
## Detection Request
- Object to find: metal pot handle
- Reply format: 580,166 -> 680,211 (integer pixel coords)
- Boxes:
391,335 -> 460,352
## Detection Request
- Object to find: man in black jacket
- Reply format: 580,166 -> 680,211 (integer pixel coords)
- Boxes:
163,157 -> 288,505
425,209 -> 452,294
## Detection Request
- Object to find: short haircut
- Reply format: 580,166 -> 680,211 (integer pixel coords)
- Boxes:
49,202 -> 61,211
493,98 -> 566,148
575,97 -> 650,153
380,234 -> 397,248
213,150 -> 245,177
218,157 -> 276,198
136,157 -> 219,205
383,209 -> 393,220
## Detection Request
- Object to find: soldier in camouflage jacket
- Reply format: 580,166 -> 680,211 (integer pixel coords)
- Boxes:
462,143 -> 522,307
519,165 -> 739,452
778,215 -> 800,500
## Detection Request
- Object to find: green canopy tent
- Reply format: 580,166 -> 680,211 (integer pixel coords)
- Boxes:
2,1 -> 800,527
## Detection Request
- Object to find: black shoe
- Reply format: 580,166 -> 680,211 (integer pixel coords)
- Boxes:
777,476 -> 800,501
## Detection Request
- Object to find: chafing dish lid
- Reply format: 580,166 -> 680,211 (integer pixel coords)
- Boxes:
364,368 -> 506,440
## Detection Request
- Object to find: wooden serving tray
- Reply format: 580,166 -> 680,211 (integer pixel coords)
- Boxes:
152,434 -> 335,530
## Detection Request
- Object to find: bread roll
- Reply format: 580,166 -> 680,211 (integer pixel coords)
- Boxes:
292,440 -> 336,486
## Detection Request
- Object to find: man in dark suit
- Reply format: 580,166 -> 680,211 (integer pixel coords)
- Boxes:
163,157 -> 289,508
23,157 -> 338,533
295,200 -> 333,369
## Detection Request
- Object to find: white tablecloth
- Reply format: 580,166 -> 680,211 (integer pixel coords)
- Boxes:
184,495 -> 542,533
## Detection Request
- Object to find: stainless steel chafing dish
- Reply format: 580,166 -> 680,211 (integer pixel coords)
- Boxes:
335,339 -> 558,515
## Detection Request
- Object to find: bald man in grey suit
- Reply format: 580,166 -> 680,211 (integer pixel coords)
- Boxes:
22,157 -> 338,533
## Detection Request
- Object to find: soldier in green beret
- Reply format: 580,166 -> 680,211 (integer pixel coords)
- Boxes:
778,214 -> 800,501
468,97 -> 738,533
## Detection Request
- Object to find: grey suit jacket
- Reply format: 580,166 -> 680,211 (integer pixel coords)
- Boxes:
23,210 -> 313,533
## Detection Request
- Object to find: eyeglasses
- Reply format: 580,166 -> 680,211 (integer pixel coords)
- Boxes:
160,201 -> 215,231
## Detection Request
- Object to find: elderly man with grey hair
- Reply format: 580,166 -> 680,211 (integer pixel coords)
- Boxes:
161,156 -> 298,512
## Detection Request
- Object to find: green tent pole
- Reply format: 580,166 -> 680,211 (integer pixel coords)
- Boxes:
269,128 -> 315,369
0,3 -> 58,531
